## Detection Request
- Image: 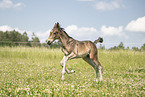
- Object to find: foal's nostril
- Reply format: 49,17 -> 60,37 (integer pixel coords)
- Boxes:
47,39 -> 53,45
47,41 -> 51,45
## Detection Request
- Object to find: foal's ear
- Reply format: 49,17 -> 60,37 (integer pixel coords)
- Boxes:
54,22 -> 60,28
57,22 -> 60,28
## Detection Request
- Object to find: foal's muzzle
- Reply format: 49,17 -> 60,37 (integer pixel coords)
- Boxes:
47,39 -> 53,45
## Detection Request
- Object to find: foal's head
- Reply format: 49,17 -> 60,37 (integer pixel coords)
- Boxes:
47,22 -> 61,45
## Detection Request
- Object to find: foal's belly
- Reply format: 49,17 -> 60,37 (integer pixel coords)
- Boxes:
74,41 -> 91,58
77,52 -> 89,58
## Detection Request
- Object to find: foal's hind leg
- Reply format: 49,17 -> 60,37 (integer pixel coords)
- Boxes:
83,56 -> 99,82
93,57 -> 103,81
89,51 -> 103,82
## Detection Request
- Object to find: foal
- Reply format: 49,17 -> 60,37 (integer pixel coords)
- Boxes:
47,22 -> 103,82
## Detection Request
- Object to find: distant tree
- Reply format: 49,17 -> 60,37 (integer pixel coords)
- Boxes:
31,32 -> 40,47
0,30 -> 22,46
8,30 -> 22,42
140,43 -> 145,51
0,30 -> 31,47
22,32 -> 29,42
126,46 -> 130,50
42,43 -> 47,47
118,42 -> 125,50
108,42 -> 125,50
132,47 -> 139,51
99,44 -> 105,50
32,37 -> 40,42
109,46 -> 118,50
0,31 -> 3,41
21,32 -> 30,46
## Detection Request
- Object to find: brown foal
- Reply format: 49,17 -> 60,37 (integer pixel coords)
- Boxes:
47,22 -> 103,82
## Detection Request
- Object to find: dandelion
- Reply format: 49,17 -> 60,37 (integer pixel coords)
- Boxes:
71,85 -> 74,88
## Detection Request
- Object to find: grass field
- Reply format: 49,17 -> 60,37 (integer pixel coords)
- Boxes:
0,47 -> 145,96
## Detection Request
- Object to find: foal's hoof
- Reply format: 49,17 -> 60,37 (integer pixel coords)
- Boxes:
70,70 -> 75,73
68,70 -> 75,74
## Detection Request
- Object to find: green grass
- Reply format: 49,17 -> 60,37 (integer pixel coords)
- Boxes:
0,47 -> 145,96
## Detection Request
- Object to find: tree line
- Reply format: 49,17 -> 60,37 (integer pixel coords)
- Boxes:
0,30 -> 61,48
0,30 -> 145,51
99,42 -> 145,51
0,30 -> 41,47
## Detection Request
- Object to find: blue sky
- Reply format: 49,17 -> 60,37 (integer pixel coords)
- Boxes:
0,0 -> 145,48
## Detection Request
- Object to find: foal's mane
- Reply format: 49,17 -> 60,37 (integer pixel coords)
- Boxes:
60,27 -> 72,38
54,22 -> 72,39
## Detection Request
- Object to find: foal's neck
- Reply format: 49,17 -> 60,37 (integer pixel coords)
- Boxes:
59,30 -> 73,47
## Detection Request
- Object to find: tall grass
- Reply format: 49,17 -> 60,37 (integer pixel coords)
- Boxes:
0,47 -> 145,96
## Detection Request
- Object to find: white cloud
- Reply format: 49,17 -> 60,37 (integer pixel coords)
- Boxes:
65,25 -> 99,41
0,25 -> 13,31
0,24 -> 130,43
0,0 -> 24,9
125,16 -> 145,32
94,0 -> 125,11
35,30 -> 51,43
101,25 -> 128,38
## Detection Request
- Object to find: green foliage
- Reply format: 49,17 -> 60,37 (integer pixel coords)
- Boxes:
118,42 -> 124,49
109,42 -> 125,50
108,42 -> 145,51
22,32 -> 29,42
30,32 -> 41,47
140,43 -> 145,51
0,30 -> 30,46
0,31 -> 41,47
99,44 -> 105,50
132,47 -> 139,51
0,47 -> 145,96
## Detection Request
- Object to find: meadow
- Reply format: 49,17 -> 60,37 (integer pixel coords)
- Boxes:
0,47 -> 145,96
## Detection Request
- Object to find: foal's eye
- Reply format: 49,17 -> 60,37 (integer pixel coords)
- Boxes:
53,32 -> 58,35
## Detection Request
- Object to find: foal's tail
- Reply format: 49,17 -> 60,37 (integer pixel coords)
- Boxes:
94,37 -> 103,44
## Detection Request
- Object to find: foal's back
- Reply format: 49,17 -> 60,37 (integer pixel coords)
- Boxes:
73,40 -> 98,58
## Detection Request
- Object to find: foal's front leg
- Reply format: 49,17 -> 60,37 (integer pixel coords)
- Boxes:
60,56 -> 75,74
61,53 -> 76,80
61,56 -> 68,80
